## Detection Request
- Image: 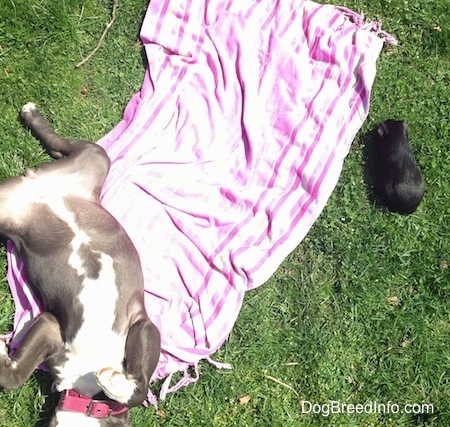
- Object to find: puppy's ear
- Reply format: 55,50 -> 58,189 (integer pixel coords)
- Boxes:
377,122 -> 388,138
402,120 -> 410,134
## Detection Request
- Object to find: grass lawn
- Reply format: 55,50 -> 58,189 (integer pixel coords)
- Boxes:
0,0 -> 449,426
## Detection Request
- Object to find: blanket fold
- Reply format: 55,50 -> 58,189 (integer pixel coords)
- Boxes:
5,0 -> 394,403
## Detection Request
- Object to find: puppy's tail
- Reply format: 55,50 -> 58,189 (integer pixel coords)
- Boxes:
20,103 -> 80,159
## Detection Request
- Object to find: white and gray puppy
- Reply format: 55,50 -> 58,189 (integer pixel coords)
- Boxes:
0,103 -> 161,427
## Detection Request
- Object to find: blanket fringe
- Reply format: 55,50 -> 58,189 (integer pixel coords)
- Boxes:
147,357 -> 232,405
160,364 -> 200,401
338,6 -> 398,45
205,356 -> 233,370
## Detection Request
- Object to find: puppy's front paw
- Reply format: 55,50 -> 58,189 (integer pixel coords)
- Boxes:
0,340 -> 19,388
95,367 -> 137,405
0,340 -> 7,355
0,340 -> 13,368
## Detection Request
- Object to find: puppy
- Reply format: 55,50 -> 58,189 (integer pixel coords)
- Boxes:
374,120 -> 424,214
0,103 -> 161,426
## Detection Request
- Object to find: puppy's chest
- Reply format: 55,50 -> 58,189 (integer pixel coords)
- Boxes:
16,173 -> 128,388
53,410 -> 104,427
54,255 -> 127,391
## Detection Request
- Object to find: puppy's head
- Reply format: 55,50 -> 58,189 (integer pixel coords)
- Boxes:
377,119 -> 409,143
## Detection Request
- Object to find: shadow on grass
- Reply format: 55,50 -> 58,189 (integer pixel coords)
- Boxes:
34,371 -> 58,427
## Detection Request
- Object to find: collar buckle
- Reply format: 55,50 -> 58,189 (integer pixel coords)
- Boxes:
86,399 -> 113,418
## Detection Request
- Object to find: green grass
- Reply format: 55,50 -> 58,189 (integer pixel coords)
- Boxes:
0,0 -> 449,425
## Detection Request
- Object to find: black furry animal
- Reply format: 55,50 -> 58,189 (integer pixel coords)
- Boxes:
374,120 -> 424,214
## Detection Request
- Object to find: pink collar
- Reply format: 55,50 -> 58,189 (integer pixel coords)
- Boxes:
58,389 -> 129,418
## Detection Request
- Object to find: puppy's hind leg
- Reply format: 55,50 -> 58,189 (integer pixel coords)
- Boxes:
20,103 -> 82,159
19,103 -> 110,190
96,319 -> 161,407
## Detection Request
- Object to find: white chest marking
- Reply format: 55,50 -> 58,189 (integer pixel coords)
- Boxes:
53,410 -> 102,427
56,251 -> 126,395
43,194 -> 126,395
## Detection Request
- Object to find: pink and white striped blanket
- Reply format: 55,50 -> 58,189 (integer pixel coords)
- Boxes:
5,0 -> 394,403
